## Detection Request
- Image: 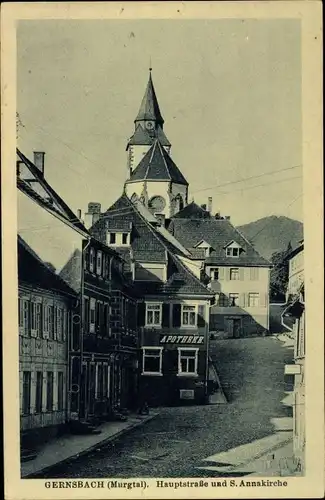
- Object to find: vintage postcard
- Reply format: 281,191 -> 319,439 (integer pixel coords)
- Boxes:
1,1 -> 323,499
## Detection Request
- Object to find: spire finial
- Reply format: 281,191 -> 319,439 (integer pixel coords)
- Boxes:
149,56 -> 152,72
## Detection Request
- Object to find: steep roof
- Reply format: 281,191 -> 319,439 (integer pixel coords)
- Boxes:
168,217 -> 271,267
126,139 -> 188,185
127,124 -> 171,148
18,236 -> 77,297
172,201 -> 211,219
135,71 -> 164,125
91,195 -> 213,298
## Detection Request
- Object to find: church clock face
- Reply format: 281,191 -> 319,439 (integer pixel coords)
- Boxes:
146,121 -> 154,130
148,195 -> 166,212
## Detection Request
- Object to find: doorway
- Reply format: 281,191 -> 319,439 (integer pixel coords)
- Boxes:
227,317 -> 242,338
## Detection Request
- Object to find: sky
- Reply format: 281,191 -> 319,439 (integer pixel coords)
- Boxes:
17,18 -> 302,229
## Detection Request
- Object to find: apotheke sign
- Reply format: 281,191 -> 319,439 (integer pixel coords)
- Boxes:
160,335 -> 204,345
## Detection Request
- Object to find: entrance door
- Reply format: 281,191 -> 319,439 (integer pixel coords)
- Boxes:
232,319 -> 241,338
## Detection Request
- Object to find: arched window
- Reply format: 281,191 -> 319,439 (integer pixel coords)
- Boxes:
175,194 -> 184,213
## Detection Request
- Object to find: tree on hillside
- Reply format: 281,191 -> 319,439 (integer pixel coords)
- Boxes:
270,242 -> 292,302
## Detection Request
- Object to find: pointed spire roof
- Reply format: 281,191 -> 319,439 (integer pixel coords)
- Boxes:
135,71 -> 164,125
126,140 -> 188,185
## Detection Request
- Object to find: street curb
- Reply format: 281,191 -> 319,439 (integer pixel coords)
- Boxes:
22,412 -> 159,478
231,436 -> 293,473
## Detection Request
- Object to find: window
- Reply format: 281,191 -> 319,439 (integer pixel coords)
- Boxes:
218,293 -> 228,307
56,308 -> 63,341
226,247 -> 239,257
178,348 -> 198,375
30,301 -> 37,336
142,348 -> 163,375
84,297 -> 90,332
210,268 -> 219,280
122,233 -> 128,245
90,298 -> 96,333
229,293 -> 239,306
22,371 -> 31,414
96,250 -> 102,275
46,371 -> 54,411
89,247 -> 95,273
35,371 -> 43,413
23,300 -> 30,335
84,247 -> 90,270
109,233 -> 116,244
36,303 -> 42,337
248,293 -> 259,307
57,372 -> 64,411
48,305 -> 54,339
181,305 -> 197,327
230,268 -> 239,280
145,303 -> 162,327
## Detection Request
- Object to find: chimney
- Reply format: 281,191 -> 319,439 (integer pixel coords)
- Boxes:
33,152 -> 45,175
77,209 -> 82,220
87,202 -> 101,214
84,202 -> 102,229
200,204 -> 207,211
208,197 -> 213,213
225,215 -> 231,221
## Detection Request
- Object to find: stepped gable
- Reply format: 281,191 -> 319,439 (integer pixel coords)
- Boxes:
169,216 -> 271,267
127,139 -> 188,185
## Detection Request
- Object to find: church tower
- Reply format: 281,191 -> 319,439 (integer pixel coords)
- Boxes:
125,70 -> 188,220
126,68 -> 171,174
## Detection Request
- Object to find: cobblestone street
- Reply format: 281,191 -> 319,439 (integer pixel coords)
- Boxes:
38,336 -> 294,478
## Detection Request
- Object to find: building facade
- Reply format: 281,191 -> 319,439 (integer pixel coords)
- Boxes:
90,194 -> 214,406
18,237 -> 77,452
283,243 -> 305,473
168,203 -> 272,338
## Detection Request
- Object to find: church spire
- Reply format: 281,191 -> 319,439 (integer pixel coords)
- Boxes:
135,69 -> 164,126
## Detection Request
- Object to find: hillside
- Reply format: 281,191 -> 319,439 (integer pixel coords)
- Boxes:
237,216 -> 303,260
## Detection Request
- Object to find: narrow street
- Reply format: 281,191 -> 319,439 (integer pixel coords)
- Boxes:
39,336 -> 294,478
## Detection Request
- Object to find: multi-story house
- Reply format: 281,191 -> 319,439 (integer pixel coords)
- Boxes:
18,236 -> 77,455
90,194 -> 214,406
60,234 -> 139,422
17,149 -> 139,434
168,202 -> 272,338
282,243 -> 305,473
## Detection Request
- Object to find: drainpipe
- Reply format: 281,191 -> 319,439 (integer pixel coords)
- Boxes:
78,237 -> 91,421
281,303 -> 294,333
205,301 -> 210,403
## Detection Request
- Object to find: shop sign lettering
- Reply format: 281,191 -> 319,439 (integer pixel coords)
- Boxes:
160,335 -> 204,345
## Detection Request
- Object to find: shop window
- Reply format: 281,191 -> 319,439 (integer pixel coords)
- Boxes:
178,348 -> 198,376
22,371 -> 31,415
248,292 -> 259,307
46,371 -> 54,411
35,371 -> 43,413
142,347 -> 163,375
230,268 -> 239,280
57,372 -> 64,411
181,305 -> 197,327
229,293 -> 239,306
145,303 -> 162,327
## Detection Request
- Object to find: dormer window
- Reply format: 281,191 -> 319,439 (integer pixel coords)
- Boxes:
227,247 -> 239,257
225,241 -> 243,258
194,240 -> 213,257
106,231 -> 131,246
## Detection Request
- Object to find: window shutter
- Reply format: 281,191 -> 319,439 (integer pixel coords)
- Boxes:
137,302 -> 145,327
239,268 -> 245,281
172,304 -> 181,327
218,268 -> 225,280
43,304 -> 49,339
162,303 -> 170,328
225,268 -> 230,281
240,293 -> 246,308
53,306 -> 57,340
90,298 -> 96,333
260,293 -> 266,307
197,305 -> 206,327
